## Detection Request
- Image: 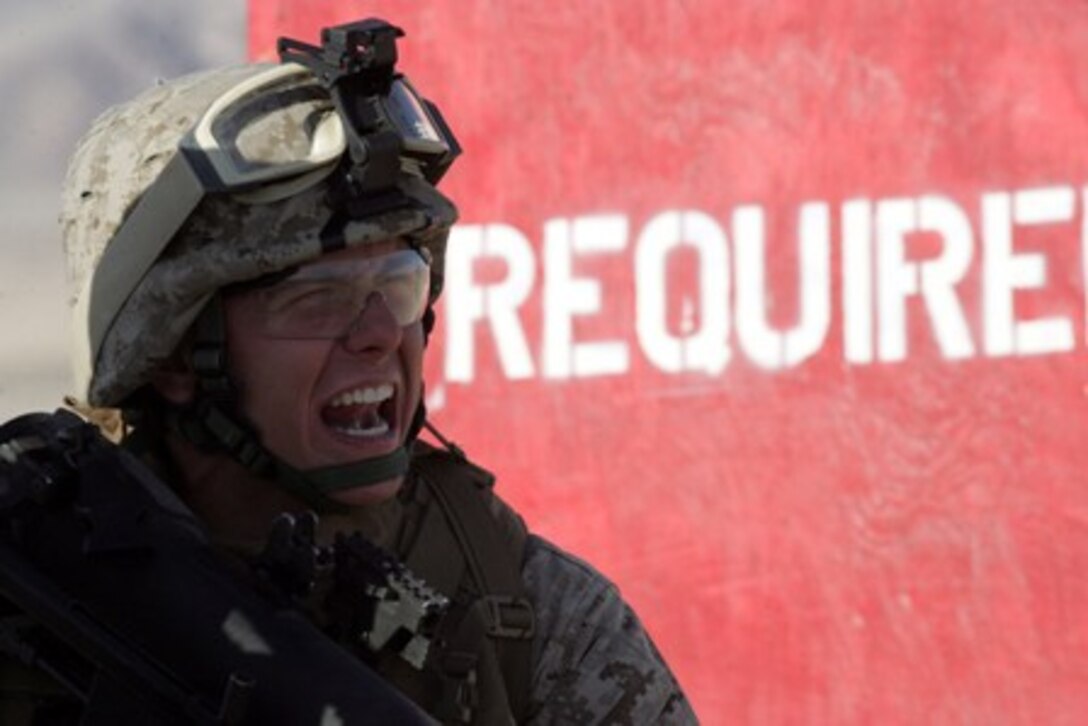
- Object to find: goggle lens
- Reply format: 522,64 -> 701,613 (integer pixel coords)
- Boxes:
385,79 -> 447,153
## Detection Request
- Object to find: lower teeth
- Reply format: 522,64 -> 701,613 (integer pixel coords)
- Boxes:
335,419 -> 390,438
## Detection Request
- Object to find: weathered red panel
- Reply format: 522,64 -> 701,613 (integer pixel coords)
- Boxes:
250,2 -> 1088,722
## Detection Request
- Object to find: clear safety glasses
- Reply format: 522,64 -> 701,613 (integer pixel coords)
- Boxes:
248,248 -> 432,339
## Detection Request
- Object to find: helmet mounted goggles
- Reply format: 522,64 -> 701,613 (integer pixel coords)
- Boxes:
76,19 -> 460,394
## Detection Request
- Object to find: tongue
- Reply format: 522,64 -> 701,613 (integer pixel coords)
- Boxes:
322,403 -> 381,429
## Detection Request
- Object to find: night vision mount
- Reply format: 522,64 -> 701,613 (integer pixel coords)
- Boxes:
277,18 -> 402,97
277,19 -> 460,196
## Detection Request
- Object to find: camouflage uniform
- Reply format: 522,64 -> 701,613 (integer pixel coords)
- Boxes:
301,445 -> 698,723
523,537 -> 696,723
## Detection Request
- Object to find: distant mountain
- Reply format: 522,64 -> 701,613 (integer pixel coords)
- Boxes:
0,0 -> 244,417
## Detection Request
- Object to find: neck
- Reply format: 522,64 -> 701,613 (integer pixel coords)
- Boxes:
161,432 -> 405,556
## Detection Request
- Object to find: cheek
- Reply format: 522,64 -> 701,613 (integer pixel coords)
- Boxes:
401,325 -> 426,397
225,314 -> 326,431
405,325 -> 425,365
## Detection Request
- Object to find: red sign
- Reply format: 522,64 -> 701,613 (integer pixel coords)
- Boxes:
251,2 -> 1088,722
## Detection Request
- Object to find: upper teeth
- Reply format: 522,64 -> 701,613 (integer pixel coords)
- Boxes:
329,383 -> 394,408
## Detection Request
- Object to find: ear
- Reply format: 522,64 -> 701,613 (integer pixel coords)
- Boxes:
149,366 -> 198,405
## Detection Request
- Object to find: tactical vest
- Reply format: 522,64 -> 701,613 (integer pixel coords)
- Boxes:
373,442 -> 537,724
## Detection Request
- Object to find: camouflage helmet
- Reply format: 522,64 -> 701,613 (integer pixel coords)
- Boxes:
62,51 -> 458,408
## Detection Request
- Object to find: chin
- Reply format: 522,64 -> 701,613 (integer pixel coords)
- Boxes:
329,476 -> 404,506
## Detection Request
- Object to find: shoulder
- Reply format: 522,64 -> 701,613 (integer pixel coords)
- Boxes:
521,536 -> 698,725
407,442 -> 528,552
409,447 -> 697,722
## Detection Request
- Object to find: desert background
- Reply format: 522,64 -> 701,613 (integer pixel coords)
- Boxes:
0,0 -> 244,420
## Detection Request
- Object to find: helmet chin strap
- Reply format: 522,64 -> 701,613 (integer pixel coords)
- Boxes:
172,399 -> 412,514
169,294 -> 418,515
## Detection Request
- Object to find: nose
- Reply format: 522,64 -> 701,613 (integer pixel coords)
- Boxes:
339,291 -> 402,357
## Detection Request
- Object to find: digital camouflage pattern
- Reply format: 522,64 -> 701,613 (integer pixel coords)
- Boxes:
60,64 -> 456,407
522,537 -> 698,724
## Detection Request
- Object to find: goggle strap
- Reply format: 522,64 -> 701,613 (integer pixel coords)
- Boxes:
82,151 -> 205,373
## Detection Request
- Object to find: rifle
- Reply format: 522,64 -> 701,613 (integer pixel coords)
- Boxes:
0,409 -> 436,724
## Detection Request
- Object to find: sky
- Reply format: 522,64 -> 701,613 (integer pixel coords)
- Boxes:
0,0 -> 245,418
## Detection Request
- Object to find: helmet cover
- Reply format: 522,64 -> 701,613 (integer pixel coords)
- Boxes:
61,63 -> 457,407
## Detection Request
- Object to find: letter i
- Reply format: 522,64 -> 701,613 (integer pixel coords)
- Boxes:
843,199 -> 874,363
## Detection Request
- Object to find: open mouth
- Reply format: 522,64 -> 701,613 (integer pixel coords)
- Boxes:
320,383 -> 398,439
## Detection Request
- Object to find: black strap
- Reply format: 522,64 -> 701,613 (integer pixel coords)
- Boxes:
409,446 -> 535,722
403,486 -> 466,597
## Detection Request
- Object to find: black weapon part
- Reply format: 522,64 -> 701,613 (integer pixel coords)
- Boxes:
0,410 -> 438,724
277,18 -> 403,93
324,531 -> 450,670
252,511 -> 329,603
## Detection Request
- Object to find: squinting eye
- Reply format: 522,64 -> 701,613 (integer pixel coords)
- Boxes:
287,290 -> 338,310
268,284 -> 347,313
